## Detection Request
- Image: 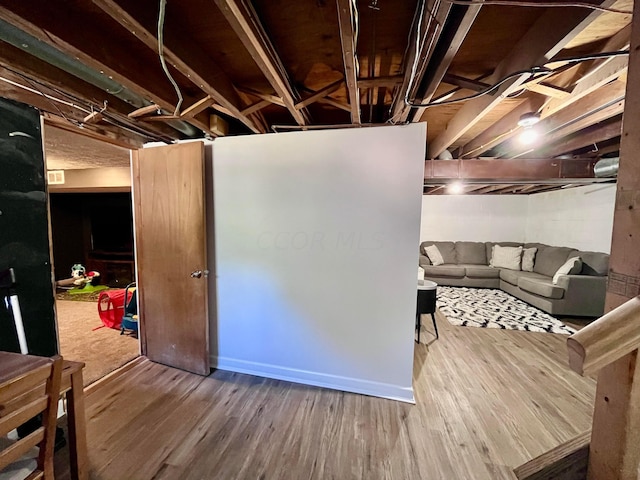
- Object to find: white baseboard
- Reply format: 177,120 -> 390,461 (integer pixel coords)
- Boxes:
211,355 -> 415,404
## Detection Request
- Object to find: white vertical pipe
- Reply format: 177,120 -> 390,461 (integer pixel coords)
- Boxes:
9,295 -> 28,354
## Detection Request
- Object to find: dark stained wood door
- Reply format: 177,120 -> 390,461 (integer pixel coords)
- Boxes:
132,142 -> 209,375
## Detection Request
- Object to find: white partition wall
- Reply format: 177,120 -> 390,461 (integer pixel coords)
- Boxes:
211,124 -> 425,402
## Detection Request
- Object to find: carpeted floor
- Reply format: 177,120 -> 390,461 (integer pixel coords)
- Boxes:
56,300 -> 139,386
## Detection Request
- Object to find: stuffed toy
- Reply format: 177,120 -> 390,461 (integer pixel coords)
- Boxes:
56,264 -> 100,288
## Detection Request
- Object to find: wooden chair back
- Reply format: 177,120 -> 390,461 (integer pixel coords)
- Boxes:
0,355 -> 63,479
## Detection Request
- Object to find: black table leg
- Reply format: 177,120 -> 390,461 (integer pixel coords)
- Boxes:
415,313 -> 421,343
431,312 -> 438,339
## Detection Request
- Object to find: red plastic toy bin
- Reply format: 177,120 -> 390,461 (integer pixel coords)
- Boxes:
97,289 -> 132,329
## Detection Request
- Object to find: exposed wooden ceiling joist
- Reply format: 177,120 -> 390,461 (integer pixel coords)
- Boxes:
389,0 -> 453,124
215,0 -> 309,126
408,3 -> 482,123
335,0 -> 361,125
91,0 -> 264,134
500,77 -> 626,158
459,94 -> 548,158
0,5 -> 214,136
0,40 -> 177,142
539,117 -> 622,158
295,79 -> 344,110
428,0 -> 618,158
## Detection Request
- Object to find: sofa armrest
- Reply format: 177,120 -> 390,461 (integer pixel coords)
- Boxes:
419,253 -> 431,266
556,274 -> 607,317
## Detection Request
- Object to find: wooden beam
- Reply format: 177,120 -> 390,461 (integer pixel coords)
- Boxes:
0,39 -> 179,141
429,1 -> 618,158
424,158 -> 597,182
180,96 -> 214,119
317,96 -> 351,112
91,0 -> 262,133
295,79 -> 344,110
409,4 -> 482,123
389,0 -> 453,124
357,75 -> 403,89
128,104 -> 160,119
240,99 -> 270,116
215,0 -> 308,126
240,87 -> 286,108
502,78 -> 626,158
0,5 -> 214,135
539,118 -> 622,158
588,3 -> 640,477
460,94 -> 548,158
43,112 -> 144,149
336,0 -> 361,124
443,73 -> 490,92
461,35 -> 628,158
525,82 -> 571,99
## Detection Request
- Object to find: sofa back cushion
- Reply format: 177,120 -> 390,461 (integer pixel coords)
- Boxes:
421,241 -> 457,263
455,241 -> 486,265
533,246 -> 577,277
485,242 -> 522,263
577,251 -> 610,276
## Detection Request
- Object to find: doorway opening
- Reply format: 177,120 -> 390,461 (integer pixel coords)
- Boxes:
45,126 -> 139,386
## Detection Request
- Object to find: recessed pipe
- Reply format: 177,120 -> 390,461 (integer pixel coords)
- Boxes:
0,18 -> 199,137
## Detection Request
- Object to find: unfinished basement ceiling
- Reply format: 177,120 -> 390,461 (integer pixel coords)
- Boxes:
0,0 -> 633,193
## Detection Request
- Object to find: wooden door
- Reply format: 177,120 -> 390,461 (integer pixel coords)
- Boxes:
132,142 -> 209,375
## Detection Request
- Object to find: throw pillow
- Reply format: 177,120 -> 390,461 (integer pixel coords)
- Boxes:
425,245 -> 445,266
522,247 -> 538,272
491,245 -> 523,271
552,256 -> 583,284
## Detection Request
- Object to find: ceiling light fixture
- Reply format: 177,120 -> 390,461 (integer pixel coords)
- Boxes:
517,112 -> 541,128
448,182 -> 464,194
519,128 -> 539,145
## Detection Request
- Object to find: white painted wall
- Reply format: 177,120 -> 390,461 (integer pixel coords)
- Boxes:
211,124 -> 425,403
419,184 -> 616,253
420,195 -> 529,242
526,184 -> 616,253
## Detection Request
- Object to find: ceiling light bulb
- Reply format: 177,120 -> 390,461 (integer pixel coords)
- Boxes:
448,182 -> 464,194
519,128 -> 539,145
517,112 -> 541,128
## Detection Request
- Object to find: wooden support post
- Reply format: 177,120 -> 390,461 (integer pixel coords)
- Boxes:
587,0 -> 640,478
589,351 -> 640,480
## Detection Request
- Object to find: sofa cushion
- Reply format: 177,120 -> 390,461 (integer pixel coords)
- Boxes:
577,251 -> 610,276
485,242 -> 522,264
533,246 -> 576,277
455,242 -> 486,265
522,247 -> 537,272
425,245 -> 445,266
422,265 -> 466,278
491,245 -> 523,270
552,256 -> 583,284
460,265 -> 500,278
500,269 -> 548,286
518,277 -> 565,299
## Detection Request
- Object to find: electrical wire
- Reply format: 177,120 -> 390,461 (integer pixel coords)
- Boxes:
158,0 -> 183,116
405,49 -> 629,108
442,0 -> 632,15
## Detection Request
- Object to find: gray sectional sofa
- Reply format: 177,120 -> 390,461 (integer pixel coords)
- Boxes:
419,241 -> 609,317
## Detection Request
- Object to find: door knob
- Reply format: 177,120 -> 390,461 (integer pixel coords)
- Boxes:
190,270 -> 203,278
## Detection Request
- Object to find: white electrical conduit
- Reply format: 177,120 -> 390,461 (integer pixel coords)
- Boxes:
158,0 -> 183,116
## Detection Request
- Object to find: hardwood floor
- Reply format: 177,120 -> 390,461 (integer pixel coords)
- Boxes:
54,311 -> 596,480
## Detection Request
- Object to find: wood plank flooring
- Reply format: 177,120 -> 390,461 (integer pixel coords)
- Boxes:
54,312 -> 596,480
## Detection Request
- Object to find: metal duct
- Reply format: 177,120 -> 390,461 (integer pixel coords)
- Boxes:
594,157 -> 619,177
0,18 -> 200,137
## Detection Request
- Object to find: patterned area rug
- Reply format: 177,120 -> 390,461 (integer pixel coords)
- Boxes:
436,286 -> 577,335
